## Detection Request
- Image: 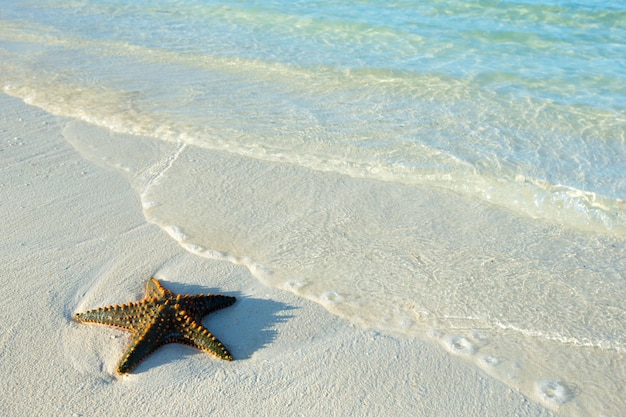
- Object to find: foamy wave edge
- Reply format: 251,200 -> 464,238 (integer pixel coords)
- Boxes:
2,82 -> 624,238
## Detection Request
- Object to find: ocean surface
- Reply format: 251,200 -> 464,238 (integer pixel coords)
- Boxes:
1,0 -> 625,415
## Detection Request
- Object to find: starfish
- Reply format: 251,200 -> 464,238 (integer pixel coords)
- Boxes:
74,277 -> 236,374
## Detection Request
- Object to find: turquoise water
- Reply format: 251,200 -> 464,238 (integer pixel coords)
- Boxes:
1,0 -> 625,234
2,1 -> 626,415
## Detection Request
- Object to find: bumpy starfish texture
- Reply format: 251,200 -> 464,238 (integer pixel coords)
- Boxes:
74,278 -> 236,374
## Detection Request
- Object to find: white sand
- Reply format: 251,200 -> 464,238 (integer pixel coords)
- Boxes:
0,93 -> 556,416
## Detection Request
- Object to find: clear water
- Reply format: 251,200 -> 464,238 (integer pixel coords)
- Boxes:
2,1 -> 625,415
2,0 -> 625,234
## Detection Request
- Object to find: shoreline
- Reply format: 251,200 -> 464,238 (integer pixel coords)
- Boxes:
60,93 -> 626,416
0,93 -> 558,415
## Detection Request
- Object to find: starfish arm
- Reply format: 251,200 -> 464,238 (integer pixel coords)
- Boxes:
74,302 -> 146,330
179,316 -> 233,361
180,294 -> 236,323
146,277 -> 173,298
116,306 -> 172,373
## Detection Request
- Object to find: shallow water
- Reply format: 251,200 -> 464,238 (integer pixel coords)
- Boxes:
1,0 -> 624,234
2,0 -> 625,415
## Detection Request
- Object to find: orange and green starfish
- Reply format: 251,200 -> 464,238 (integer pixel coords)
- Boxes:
74,277 -> 236,374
